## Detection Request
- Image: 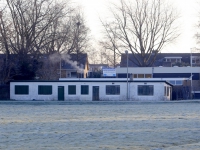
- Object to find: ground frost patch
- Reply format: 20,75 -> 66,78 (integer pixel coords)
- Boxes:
0,101 -> 200,150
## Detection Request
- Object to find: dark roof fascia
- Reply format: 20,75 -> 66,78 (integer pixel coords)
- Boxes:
10,80 -> 172,85
165,81 -> 173,87
131,80 -> 173,86
60,69 -> 77,71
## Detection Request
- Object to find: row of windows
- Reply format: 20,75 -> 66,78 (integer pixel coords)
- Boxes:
15,85 -> 53,95
164,57 -> 181,62
15,85 -> 89,95
15,85 -> 156,96
133,74 -> 152,78
168,80 -> 183,85
192,57 -> 200,64
68,85 -> 89,95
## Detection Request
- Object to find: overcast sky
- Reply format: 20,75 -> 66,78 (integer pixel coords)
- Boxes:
72,0 -> 199,53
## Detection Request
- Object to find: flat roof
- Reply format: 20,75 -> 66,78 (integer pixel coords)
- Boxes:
10,79 -> 173,86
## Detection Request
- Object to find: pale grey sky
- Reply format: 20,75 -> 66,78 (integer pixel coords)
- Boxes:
72,0 -> 199,53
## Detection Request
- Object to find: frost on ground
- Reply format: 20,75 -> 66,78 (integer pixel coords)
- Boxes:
0,101 -> 200,150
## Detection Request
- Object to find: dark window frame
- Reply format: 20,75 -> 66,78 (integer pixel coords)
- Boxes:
68,85 -> 76,95
81,85 -> 89,95
138,85 -> 154,96
167,87 -> 170,96
164,86 -> 167,96
38,85 -> 52,95
15,85 -> 29,95
106,85 -> 120,95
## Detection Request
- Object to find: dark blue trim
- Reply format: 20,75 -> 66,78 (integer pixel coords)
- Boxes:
10,80 -> 172,86
117,74 -> 130,78
118,73 -> 199,80
153,73 -> 199,80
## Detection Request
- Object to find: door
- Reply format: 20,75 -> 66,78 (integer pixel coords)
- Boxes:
93,86 -> 99,101
58,86 -> 64,101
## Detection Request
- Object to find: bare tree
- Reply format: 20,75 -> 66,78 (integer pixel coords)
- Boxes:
97,44 -> 120,67
0,7 -> 14,84
41,9 -> 90,55
0,0 -> 71,80
37,11 -> 90,80
101,0 -> 179,67
99,18 -> 122,68
0,0 -> 90,81
99,40 -> 121,68
195,4 -> 200,48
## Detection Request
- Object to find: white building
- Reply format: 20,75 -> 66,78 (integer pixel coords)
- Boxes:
116,66 -> 200,79
10,78 -> 172,101
116,66 -> 200,99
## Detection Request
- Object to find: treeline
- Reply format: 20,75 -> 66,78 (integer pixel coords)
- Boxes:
0,0 -> 90,84
1,0 -> 192,84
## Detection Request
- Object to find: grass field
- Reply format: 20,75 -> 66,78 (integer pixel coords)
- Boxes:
1,101 -> 200,150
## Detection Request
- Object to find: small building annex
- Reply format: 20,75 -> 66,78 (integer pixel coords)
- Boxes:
10,78 -> 172,101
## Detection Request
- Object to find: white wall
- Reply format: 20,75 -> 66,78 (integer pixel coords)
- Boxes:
10,82 -> 58,101
129,82 -> 170,101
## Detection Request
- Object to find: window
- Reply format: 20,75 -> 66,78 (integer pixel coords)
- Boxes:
138,85 -> 154,96
15,85 -> 29,95
164,86 -> 167,96
196,58 -> 200,64
176,80 -> 183,85
68,85 -> 76,95
66,72 -> 71,77
169,80 -> 175,85
71,72 -> 77,78
166,59 -> 171,62
177,58 -> 181,62
165,57 -> 182,62
164,86 -> 170,96
145,74 -> 152,78
138,74 -> 144,78
192,56 -> 200,64
38,85 -> 52,95
81,85 -> 89,95
167,87 -> 170,96
106,85 -> 120,95
171,59 -> 176,62
192,59 -> 196,64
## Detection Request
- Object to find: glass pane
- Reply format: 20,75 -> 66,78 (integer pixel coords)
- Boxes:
169,81 -> 175,85
164,86 -> 167,96
106,85 -> 120,95
134,74 -> 137,78
138,85 -> 154,96
176,80 -> 183,85
15,85 -> 29,95
68,85 -> 76,95
145,74 -> 152,78
138,74 -> 144,78
71,72 -> 77,77
38,85 -> 52,95
81,85 -> 89,95
167,87 -> 170,96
